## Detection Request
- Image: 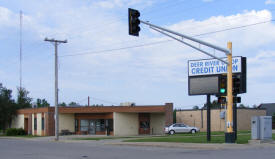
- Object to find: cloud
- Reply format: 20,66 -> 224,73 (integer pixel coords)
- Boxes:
1,1 -> 275,107
92,0 -> 155,9
265,0 -> 275,5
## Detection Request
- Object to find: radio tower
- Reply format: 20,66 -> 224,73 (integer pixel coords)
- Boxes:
19,10 -> 22,90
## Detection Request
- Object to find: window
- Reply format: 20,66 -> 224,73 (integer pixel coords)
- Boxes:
80,120 -> 89,131
140,121 -> 150,129
41,118 -> 44,130
34,118 -> 37,130
75,119 -> 79,132
173,124 -> 180,127
96,119 -> 105,132
180,124 -> 186,127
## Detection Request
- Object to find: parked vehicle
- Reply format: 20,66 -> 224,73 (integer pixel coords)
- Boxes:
164,123 -> 199,135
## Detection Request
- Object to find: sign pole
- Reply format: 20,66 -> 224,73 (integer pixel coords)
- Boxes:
225,42 -> 235,143
233,102 -> 237,140
207,94 -> 211,142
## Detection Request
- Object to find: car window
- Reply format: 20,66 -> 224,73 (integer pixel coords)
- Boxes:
180,124 -> 186,127
173,124 -> 180,127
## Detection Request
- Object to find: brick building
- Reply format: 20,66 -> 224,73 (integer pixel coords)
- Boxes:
11,103 -> 173,136
176,108 -> 266,132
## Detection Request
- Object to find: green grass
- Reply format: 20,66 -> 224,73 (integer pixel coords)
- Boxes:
123,131 -> 274,144
72,136 -> 139,141
124,135 -> 249,144
0,134 -> 42,138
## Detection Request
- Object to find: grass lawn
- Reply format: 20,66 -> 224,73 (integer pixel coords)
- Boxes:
0,134 -> 42,138
123,131 -> 275,144
72,136 -> 140,141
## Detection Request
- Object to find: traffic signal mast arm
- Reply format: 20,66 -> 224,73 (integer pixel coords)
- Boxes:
140,20 -> 230,64
149,26 -> 229,64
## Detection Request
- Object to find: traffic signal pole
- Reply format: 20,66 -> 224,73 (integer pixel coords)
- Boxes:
225,42 -> 235,143
129,9 -> 235,143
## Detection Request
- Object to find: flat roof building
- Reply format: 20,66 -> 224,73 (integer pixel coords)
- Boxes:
176,108 -> 266,132
11,103 -> 173,136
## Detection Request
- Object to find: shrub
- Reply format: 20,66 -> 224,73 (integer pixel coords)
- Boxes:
6,128 -> 26,136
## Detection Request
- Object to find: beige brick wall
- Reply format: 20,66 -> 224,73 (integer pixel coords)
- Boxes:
11,114 -> 24,129
176,109 -> 266,132
237,109 -> 266,130
150,113 -> 165,135
37,113 -> 42,135
113,112 -> 138,136
59,113 -> 75,133
32,114 -> 34,135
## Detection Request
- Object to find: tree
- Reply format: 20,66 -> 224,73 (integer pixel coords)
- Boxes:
202,100 -> 221,109
16,87 -> 32,109
192,106 -> 199,110
238,104 -> 247,108
36,98 -> 50,108
0,84 -> 16,131
68,102 -> 80,107
58,102 -> 67,107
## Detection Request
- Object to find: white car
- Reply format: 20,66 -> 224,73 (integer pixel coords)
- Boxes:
164,123 -> 200,135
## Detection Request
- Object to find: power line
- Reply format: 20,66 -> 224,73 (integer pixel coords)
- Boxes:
59,19 -> 274,58
20,9 -> 275,60
59,40 -> 172,57
193,19 -> 275,37
48,0 -> 225,40
89,96 -> 119,106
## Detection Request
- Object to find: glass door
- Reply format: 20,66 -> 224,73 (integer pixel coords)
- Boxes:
89,120 -> 96,135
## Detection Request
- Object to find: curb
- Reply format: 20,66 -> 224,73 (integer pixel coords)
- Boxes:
105,142 -> 275,150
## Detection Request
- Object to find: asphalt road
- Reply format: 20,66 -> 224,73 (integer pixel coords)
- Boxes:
0,138 -> 275,159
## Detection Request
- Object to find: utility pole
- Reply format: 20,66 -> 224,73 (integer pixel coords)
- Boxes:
44,38 -> 67,141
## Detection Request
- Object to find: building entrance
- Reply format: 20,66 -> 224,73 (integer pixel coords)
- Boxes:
89,120 -> 96,134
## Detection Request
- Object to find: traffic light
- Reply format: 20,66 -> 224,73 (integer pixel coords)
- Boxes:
128,8 -> 140,36
233,96 -> 241,103
218,96 -> 227,104
233,75 -> 241,95
219,75 -> 227,95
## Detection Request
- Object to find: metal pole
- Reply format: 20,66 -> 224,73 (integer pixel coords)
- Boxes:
88,96 -> 90,106
207,94 -> 211,142
54,42 -> 59,141
150,27 -> 229,64
141,20 -> 230,54
225,42 -> 235,143
19,10 -> 22,89
233,102 -> 237,140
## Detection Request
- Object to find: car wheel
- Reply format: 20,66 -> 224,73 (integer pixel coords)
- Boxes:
169,130 -> 175,135
191,129 -> 196,134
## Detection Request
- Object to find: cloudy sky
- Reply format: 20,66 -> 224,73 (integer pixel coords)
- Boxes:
0,0 -> 275,108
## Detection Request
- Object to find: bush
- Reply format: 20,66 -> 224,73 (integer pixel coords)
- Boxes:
6,128 -> 26,136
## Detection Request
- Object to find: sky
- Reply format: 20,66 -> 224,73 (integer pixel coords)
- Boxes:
0,0 -> 275,109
